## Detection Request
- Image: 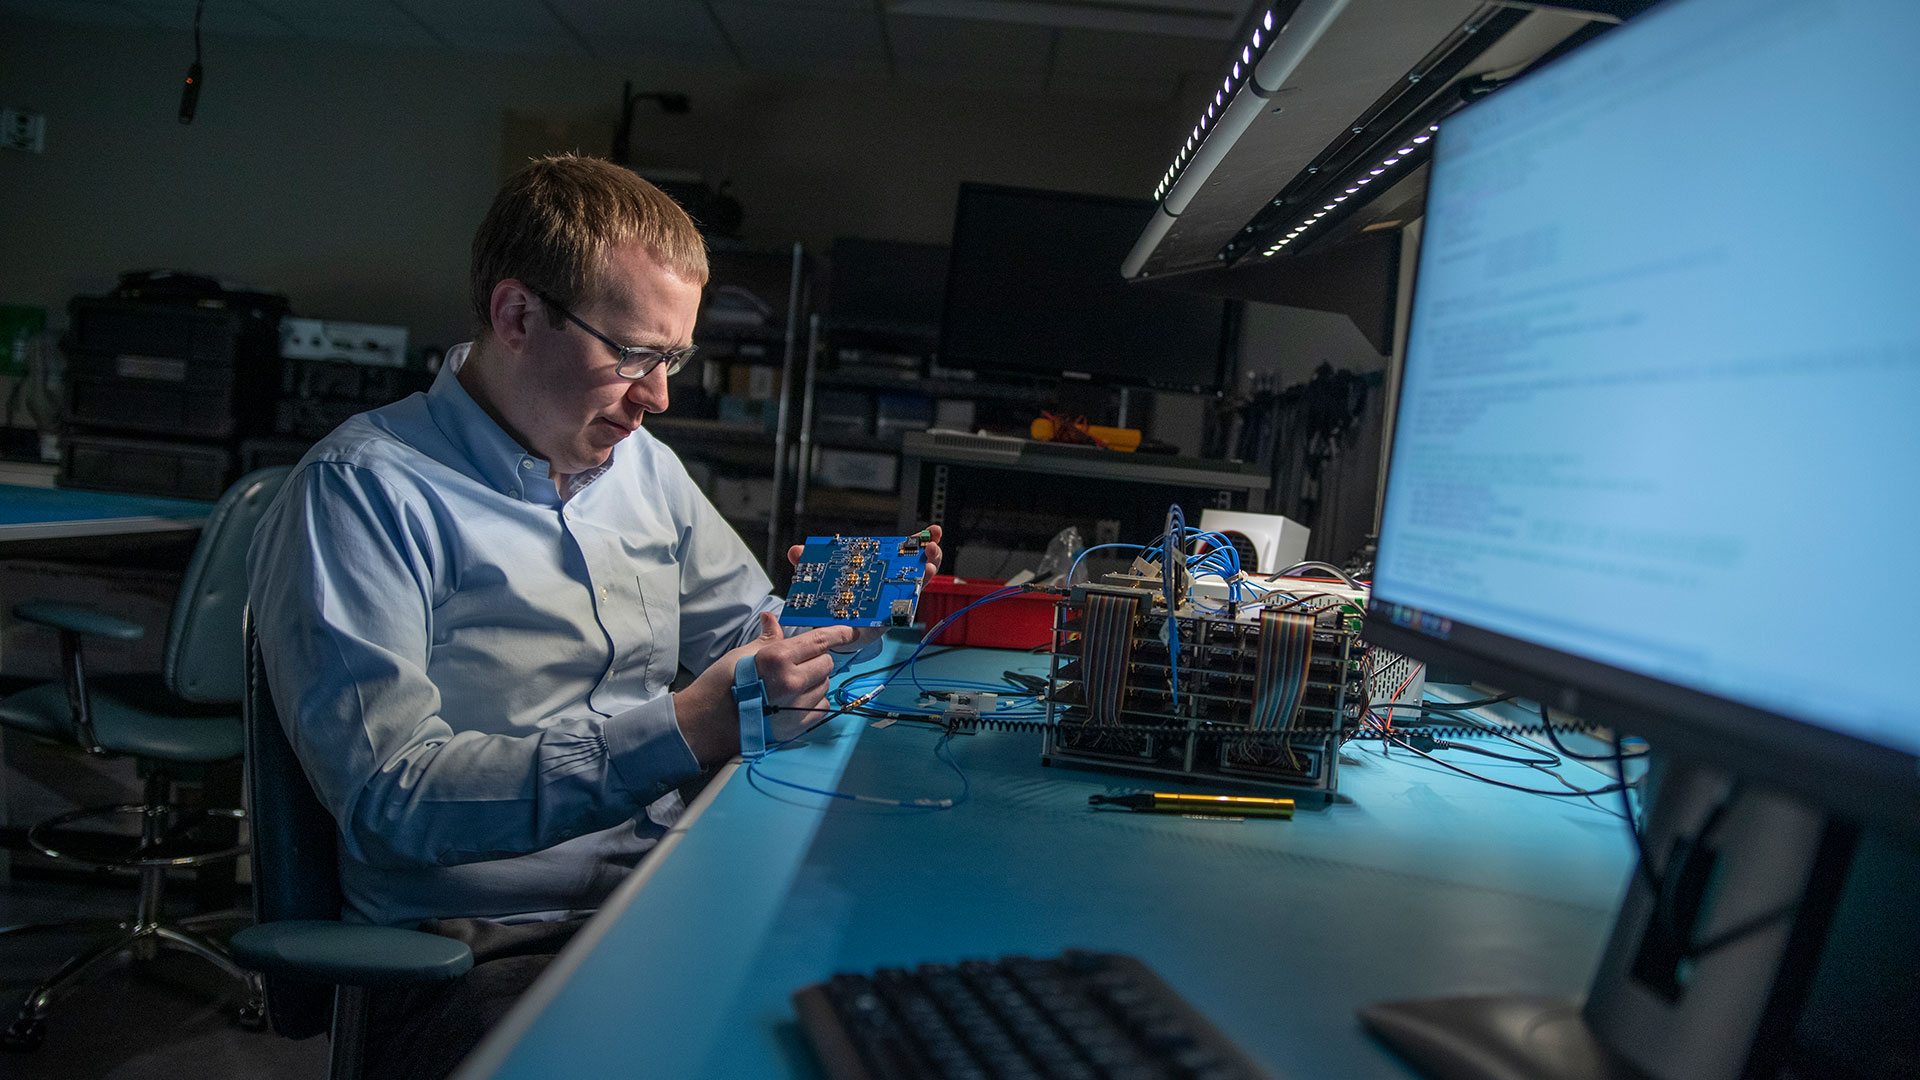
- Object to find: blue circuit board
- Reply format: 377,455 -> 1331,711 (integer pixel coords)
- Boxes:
781,534 -> 928,628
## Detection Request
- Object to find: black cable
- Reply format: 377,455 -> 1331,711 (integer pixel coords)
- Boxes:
1432,738 -> 1559,768
1383,733 -> 1628,798
1419,693 -> 1515,711
1686,901 -> 1799,958
1520,757 -> 1629,821
1439,710 -> 1562,765
1542,703 -> 1649,761
179,0 -> 206,124
1271,560 -> 1364,589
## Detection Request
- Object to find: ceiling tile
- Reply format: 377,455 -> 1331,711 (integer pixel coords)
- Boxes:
1047,68 -> 1183,104
732,0 -> 874,8
0,0 -> 151,28
259,2 -> 443,48
885,13 -> 1051,71
438,28 -> 587,57
394,0 -> 561,34
889,0 -> 1246,40
120,0 -> 297,35
1053,26 -> 1228,76
897,62 -> 1046,95
549,0 -> 734,64
710,2 -> 888,74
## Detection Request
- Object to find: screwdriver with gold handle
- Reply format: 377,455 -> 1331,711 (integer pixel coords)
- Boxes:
1088,792 -> 1294,818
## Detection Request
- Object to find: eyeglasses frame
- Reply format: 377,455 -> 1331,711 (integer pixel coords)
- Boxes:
530,287 -> 698,380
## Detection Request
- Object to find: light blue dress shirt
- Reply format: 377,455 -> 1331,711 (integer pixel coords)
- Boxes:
248,344 -> 785,926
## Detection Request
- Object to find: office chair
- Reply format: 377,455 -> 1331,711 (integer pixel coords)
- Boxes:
228,619 -> 472,1080
0,466 -> 289,1050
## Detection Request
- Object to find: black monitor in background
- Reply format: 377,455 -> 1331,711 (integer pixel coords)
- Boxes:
939,184 -> 1234,394
1360,0 -> 1919,1078
827,237 -> 949,345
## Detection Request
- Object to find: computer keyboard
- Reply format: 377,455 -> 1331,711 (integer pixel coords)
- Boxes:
793,950 -> 1277,1080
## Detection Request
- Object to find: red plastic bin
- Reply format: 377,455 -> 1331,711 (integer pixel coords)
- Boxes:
917,576 -> 1061,649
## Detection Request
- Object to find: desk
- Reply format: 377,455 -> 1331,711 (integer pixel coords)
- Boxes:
0,484 -> 212,542
458,639 -> 1634,1080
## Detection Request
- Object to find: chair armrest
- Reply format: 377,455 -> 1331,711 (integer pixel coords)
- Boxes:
12,602 -> 146,641
230,921 -> 474,987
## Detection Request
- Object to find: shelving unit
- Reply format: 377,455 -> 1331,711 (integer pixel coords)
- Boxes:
652,243 -> 810,579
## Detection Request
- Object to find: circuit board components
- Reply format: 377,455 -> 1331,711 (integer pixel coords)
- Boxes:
1041,577 -> 1421,799
781,534 -> 930,629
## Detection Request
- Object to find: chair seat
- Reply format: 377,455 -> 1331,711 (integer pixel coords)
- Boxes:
0,675 -> 242,762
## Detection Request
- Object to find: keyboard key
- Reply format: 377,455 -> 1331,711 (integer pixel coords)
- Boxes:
794,951 -> 1279,1080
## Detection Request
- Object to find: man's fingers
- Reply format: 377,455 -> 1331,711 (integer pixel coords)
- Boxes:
764,652 -> 836,707
786,544 -> 804,568
776,624 -> 856,661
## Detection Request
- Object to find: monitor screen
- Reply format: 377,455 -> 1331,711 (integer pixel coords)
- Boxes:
939,184 -> 1233,394
1367,0 -> 1920,825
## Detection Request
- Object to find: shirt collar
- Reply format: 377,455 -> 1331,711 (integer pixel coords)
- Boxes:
426,342 -> 564,508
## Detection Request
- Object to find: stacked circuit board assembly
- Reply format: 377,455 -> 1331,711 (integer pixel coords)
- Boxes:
1041,576 -> 1422,798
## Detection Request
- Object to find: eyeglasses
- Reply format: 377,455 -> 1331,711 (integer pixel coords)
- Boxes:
532,289 -> 699,380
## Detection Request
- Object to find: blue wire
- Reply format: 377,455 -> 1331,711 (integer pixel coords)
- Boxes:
1067,542 -> 1146,585
745,731 -> 969,809
908,586 -> 1025,692
1164,505 -> 1183,708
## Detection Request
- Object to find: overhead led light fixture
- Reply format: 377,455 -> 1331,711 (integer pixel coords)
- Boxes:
1148,0 -> 1351,208
1256,114 -> 1455,257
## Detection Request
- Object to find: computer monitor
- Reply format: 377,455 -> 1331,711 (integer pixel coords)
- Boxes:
1360,0 -> 1919,1077
939,184 -> 1235,394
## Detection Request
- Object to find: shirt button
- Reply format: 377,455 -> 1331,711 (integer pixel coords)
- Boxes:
521,458 -> 536,470
599,586 -> 609,601
507,488 -> 520,499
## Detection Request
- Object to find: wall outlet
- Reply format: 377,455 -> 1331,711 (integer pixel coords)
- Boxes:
2,109 -> 45,153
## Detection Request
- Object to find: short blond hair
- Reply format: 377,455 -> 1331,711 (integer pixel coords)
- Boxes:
469,154 -> 709,331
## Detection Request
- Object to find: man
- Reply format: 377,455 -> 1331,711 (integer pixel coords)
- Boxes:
248,154 -> 938,1078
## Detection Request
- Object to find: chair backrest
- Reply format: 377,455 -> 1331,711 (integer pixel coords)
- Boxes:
244,614 -> 345,1040
165,466 -> 291,703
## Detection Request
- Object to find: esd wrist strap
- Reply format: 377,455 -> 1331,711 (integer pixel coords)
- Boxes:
733,653 -> 770,760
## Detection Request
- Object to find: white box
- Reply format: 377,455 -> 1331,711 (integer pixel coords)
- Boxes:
811,448 -> 897,492
280,317 -> 409,369
1198,509 -> 1310,575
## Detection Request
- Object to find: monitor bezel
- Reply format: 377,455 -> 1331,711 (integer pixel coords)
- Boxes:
1362,611 -> 1920,835
937,182 -> 1236,396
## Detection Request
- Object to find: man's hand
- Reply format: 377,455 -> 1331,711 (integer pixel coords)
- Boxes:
784,525 -> 944,654
673,612 -> 857,767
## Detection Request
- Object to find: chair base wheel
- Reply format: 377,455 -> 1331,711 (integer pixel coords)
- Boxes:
1,1016 -> 45,1052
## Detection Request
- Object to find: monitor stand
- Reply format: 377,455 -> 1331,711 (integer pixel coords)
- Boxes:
1361,757 -> 1917,1080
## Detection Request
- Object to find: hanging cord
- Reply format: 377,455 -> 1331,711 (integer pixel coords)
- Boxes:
179,0 -> 205,123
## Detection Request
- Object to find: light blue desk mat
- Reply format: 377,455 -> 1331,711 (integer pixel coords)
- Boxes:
470,638 -> 1635,1080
